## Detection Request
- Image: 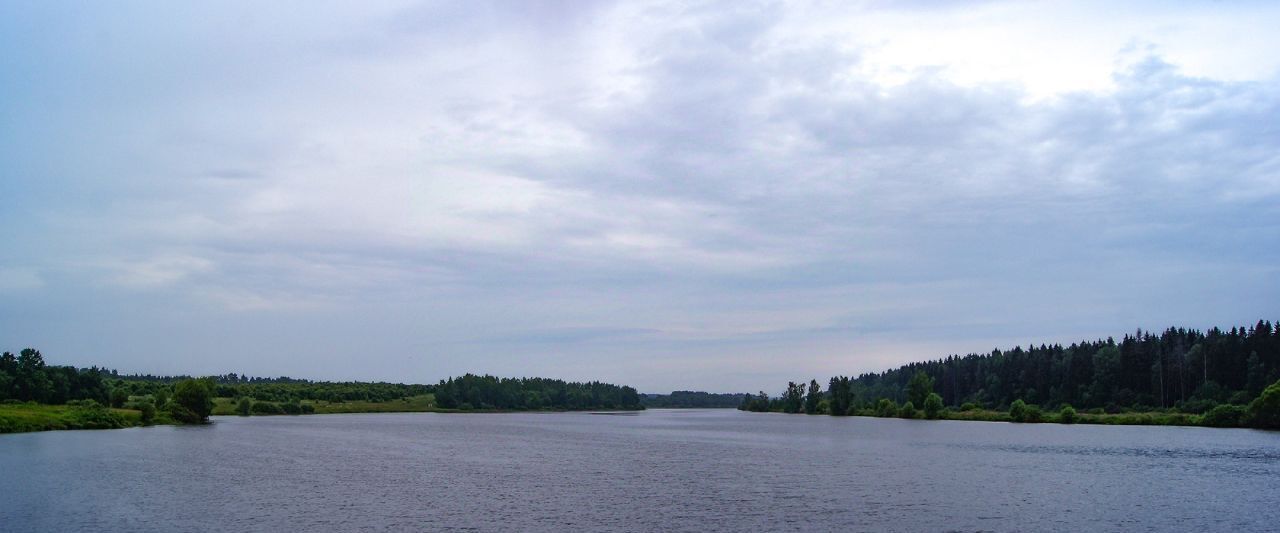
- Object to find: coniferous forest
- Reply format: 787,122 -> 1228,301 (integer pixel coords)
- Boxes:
641,391 -> 748,408
745,321 -> 1280,429
433,374 -> 642,410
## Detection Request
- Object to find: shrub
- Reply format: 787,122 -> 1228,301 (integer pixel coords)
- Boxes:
923,393 -> 944,419
1058,405 -> 1077,424
126,400 -> 157,424
300,403 -> 315,414
236,397 -> 251,416
250,401 -> 284,415
875,398 -> 897,418
958,402 -> 979,412
1009,399 -> 1027,422
1201,404 -> 1247,428
280,401 -> 302,415
1247,379 -> 1280,429
1009,400 -> 1042,422
898,401 -> 917,419
67,401 -> 129,429
1022,404 -> 1043,423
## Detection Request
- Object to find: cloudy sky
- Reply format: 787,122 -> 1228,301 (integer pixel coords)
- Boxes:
2,1 -> 1278,392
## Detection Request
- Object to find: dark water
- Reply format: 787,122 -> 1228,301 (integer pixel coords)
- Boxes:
2,410 -> 1278,532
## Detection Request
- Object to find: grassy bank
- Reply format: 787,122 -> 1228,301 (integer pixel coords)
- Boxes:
4,392 -> 627,433
0,401 -> 147,433
211,394 -> 439,416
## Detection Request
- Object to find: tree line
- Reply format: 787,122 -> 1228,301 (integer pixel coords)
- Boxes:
0,349 -> 113,405
433,374 -> 642,410
641,391 -> 748,408
742,321 -> 1280,428
110,376 -> 431,405
1,349 -> 218,425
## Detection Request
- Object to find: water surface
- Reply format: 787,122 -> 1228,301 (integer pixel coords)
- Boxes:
2,410 -> 1277,532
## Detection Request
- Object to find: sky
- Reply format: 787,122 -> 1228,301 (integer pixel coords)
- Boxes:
1,0 -> 1278,393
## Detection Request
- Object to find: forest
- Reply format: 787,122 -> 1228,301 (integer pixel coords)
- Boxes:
433,374 -> 642,410
743,321 -> 1280,429
641,391 -> 748,408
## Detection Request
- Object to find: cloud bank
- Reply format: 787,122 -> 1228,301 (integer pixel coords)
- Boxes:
2,0 -> 1278,391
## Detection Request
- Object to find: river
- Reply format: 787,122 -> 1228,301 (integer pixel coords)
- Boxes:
2,409 -> 1277,532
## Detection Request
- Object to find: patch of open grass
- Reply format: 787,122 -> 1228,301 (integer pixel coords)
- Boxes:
0,402 -> 145,433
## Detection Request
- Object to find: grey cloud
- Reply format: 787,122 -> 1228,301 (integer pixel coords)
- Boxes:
0,1 -> 1277,392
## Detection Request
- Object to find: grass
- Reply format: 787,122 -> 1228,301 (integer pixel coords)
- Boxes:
0,402 -> 145,433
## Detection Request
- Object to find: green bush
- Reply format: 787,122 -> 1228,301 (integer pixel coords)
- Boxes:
875,398 -> 897,418
1201,404 -> 1247,428
898,401 -> 917,419
1058,405 -> 1077,424
280,401 -> 302,415
923,393 -> 944,419
125,400 -> 157,424
300,403 -> 315,414
1010,399 -> 1042,422
1009,399 -> 1027,422
958,402 -> 979,412
1247,379 -> 1280,429
236,397 -> 251,416
1022,404 -> 1043,423
250,401 -> 284,415
64,400 -> 130,429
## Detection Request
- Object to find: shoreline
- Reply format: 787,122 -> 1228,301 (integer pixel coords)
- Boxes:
1,401 -> 646,435
742,408 -> 1272,430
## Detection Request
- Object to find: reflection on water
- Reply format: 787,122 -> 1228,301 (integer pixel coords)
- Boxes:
1,410 -> 1277,532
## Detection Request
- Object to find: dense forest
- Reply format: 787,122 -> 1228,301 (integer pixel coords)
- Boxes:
433,374 -> 642,410
641,391 -> 748,408
744,321 -> 1280,428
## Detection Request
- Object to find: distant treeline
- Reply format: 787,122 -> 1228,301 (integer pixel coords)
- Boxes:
745,321 -> 1280,429
642,391 -> 748,408
113,374 -> 431,404
0,349 -> 112,405
433,374 -> 642,410
852,321 -> 1279,412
